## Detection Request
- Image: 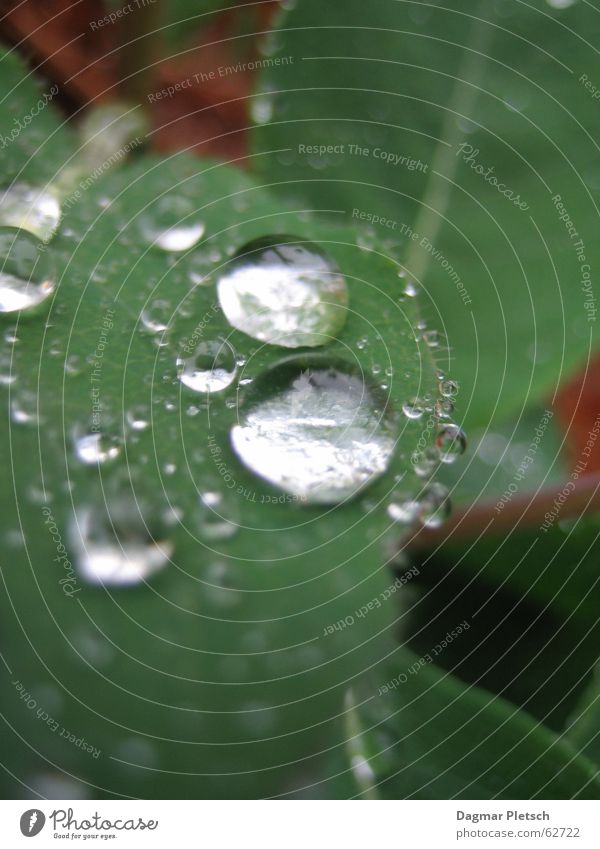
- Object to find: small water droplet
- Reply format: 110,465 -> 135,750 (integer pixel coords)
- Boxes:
10,389 -> 39,424
230,359 -> 397,504
70,503 -> 173,587
412,446 -> 440,478
177,337 -> 237,393
138,196 -> 205,252
0,183 -> 61,242
198,491 -> 238,540
126,405 -> 150,431
440,378 -> 459,398
402,398 -> 425,420
217,236 -> 349,348
387,497 -> 421,524
251,95 -> 273,124
140,299 -> 172,333
74,430 -> 121,464
403,279 -> 418,297
422,329 -> 442,348
418,482 -> 451,528
0,228 -> 56,315
435,424 -> 467,463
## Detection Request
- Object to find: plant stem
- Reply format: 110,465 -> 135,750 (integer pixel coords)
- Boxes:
410,471 -> 600,548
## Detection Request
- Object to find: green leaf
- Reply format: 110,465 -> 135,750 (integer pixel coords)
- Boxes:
565,664 -> 600,769
252,0 -> 600,429
405,547 -> 599,732
344,649 -> 600,799
0,48 -> 76,183
0,134 -> 454,798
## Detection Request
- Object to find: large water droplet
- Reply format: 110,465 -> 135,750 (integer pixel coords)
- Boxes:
138,196 -> 205,251
0,228 -> 56,315
435,424 -> 467,464
230,359 -> 397,504
70,503 -> 173,587
177,338 -> 237,393
217,236 -> 348,348
0,183 -> 61,242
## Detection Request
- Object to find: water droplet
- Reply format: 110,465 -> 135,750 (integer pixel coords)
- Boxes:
70,503 -> 173,587
177,337 -> 237,393
126,405 -> 150,431
251,95 -> 273,124
440,378 -> 458,398
140,299 -> 172,333
546,0 -> 576,8
230,359 -> 397,504
138,196 -> 205,252
198,491 -> 238,540
403,279 -> 418,297
435,397 -> 454,419
0,183 -> 60,242
0,228 -> 56,315
435,424 -> 467,463
402,398 -> 424,420
422,329 -> 441,348
217,236 -> 348,348
387,497 -> 421,524
412,446 -> 439,478
10,390 -> 39,424
418,482 -> 451,528
74,430 -> 121,464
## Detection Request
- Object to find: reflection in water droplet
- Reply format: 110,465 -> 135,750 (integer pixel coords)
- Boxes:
230,359 -> 397,504
74,430 -> 121,464
138,196 -> 205,251
0,228 -> 56,314
217,236 -> 348,348
436,424 -> 467,463
70,503 -> 173,586
177,338 -> 237,393
0,183 -> 61,242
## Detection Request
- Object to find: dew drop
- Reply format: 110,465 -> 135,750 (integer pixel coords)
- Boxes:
126,405 -> 150,431
140,299 -> 172,333
198,491 -> 238,540
70,503 -> 173,587
217,236 -> 349,348
435,424 -> 467,463
74,430 -> 121,464
0,183 -> 61,242
402,398 -> 425,420
418,482 -> 451,528
138,196 -> 205,252
177,337 -> 237,393
387,497 -> 421,524
440,378 -> 459,398
422,329 -> 442,348
230,359 -> 397,504
0,227 -> 56,315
